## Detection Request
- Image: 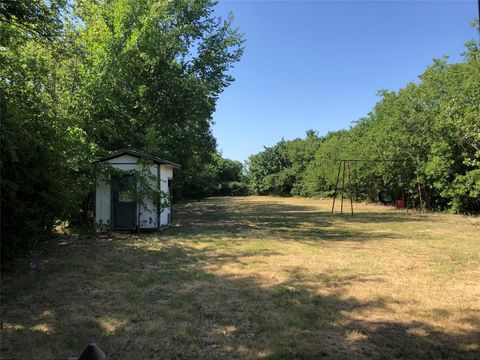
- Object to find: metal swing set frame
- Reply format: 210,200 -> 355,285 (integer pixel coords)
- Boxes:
331,159 -> 425,215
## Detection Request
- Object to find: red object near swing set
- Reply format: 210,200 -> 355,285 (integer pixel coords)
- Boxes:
331,159 -> 424,215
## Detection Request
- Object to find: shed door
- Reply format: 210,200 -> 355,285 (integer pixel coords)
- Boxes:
112,175 -> 136,229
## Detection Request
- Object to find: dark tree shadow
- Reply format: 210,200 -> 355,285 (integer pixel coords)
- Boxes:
174,197 -> 426,244
1,198 -> 479,359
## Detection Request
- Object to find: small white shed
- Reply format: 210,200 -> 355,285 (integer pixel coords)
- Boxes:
94,149 -> 180,230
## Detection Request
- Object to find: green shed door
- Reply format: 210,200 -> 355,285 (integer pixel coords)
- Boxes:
111,175 -> 136,229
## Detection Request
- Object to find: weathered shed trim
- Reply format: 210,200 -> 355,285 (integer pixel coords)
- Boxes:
98,149 -> 181,168
157,164 -> 161,229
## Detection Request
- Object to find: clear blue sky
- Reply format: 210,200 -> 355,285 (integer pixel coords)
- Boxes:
211,0 -> 479,162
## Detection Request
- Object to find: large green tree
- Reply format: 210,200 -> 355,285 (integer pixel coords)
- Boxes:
69,0 -> 244,198
1,0 -> 79,258
1,0 -> 243,260
248,131 -> 322,196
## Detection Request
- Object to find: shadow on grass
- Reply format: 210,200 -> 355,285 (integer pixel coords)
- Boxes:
2,236 -> 479,359
1,198 -> 478,359
174,197 -> 423,243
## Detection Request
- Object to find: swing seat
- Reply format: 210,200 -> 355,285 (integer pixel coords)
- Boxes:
395,200 -> 405,208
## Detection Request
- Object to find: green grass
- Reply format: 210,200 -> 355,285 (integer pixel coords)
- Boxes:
1,196 -> 479,359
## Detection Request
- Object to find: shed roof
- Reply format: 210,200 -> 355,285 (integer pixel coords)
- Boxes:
98,149 -> 181,168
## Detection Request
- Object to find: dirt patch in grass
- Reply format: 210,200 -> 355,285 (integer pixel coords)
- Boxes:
1,196 -> 479,359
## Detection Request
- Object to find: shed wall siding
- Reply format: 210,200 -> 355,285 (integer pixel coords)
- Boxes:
138,165 -> 159,229
95,179 -> 111,225
160,165 -> 173,226
107,154 -> 139,164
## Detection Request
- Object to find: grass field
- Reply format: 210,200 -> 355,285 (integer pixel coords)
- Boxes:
1,196 -> 479,359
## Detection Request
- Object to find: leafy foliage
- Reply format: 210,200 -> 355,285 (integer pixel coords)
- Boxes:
248,39 -> 480,213
248,131 -> 322,196
208,153 -> 248,196
1,0 -> 243,260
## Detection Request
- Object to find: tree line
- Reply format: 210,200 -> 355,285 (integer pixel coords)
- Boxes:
247,37 -> 480,214
1,1 -> 478,261
1,0 -> 244,260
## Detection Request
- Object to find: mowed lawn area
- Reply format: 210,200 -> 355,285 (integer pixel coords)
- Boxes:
1,197 -> 480,359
